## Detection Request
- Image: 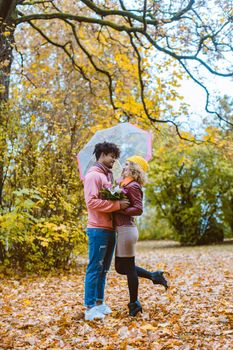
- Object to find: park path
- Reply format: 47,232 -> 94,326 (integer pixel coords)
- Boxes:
0,241 -> 233,349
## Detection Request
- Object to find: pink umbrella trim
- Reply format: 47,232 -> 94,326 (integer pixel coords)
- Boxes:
130,123 -> 153,161
77,154 -> 85,181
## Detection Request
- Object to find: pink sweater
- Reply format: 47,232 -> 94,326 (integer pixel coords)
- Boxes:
84,165 -> 121,230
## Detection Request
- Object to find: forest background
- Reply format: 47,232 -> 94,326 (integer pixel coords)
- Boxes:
0,0 -> 233,273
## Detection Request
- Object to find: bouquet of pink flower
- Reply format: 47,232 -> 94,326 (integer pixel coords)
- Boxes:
99,182 -> 127,200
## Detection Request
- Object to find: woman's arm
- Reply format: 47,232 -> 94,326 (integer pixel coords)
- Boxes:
119,183 -> 143,216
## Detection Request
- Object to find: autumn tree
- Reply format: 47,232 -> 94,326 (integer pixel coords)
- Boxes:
214,96 -> 233,235
0,0 -> 232,117
144,128 -> 233,245
0,0 -> 232,209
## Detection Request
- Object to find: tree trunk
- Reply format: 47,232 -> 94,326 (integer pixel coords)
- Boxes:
0,0 -> 17,206
0,0 -> 17,101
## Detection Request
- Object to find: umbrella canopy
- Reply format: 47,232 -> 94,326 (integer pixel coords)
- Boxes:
77,122 -> 152,180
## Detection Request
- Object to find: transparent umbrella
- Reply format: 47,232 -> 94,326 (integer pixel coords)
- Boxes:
77,122 -> 152,180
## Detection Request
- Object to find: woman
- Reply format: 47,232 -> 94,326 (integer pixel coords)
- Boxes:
114,155 -> 169,316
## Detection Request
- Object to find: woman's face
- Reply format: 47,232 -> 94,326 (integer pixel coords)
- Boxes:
122,161 -> 131,177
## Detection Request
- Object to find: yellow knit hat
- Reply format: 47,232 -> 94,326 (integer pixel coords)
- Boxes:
126,155 -> 149,173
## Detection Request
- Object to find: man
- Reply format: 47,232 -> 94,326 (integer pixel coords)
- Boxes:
84,141 -> 130,321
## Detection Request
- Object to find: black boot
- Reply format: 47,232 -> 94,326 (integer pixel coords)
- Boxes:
128,300 -> 142,316
152,270 -> 169,290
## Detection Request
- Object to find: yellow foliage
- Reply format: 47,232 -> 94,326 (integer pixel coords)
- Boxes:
3,31 -> 11,36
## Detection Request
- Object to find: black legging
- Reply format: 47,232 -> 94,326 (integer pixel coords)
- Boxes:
115,256 -> 153,303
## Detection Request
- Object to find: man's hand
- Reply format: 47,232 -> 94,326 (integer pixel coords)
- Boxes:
119,199 -> 130,210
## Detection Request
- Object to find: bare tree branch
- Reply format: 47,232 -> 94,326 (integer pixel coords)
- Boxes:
179,60 -> 233,127
170,0 -> 195,21
65,19 -> 118,111
143,32 -> 232,77
20,1 -> 53,5
15,11 -> 146,32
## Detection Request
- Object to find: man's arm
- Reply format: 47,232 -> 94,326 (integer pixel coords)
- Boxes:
84,173 -> 121,212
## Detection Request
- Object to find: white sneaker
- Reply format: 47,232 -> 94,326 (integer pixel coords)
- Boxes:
85,306 -> 105,321
96,304 -> 112,315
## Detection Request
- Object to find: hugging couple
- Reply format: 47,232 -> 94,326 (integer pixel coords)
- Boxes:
83,142 -> 168,321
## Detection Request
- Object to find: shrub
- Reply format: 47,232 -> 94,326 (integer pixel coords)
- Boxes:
0,188 -> 87,272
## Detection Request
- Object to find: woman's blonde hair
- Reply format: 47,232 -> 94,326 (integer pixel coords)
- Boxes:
126,161 -> 147,185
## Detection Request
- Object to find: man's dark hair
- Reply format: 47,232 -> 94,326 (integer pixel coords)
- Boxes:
93,142 -> 120,160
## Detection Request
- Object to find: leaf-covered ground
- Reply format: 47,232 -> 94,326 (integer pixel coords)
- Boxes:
0,241 -> 233,350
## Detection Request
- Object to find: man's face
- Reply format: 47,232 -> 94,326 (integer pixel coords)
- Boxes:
102,153 -> 117,169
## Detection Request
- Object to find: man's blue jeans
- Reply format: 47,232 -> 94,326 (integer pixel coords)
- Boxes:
84,228 -> 116,308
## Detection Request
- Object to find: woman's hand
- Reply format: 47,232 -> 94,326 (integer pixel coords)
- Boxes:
119,199 -> 130,210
